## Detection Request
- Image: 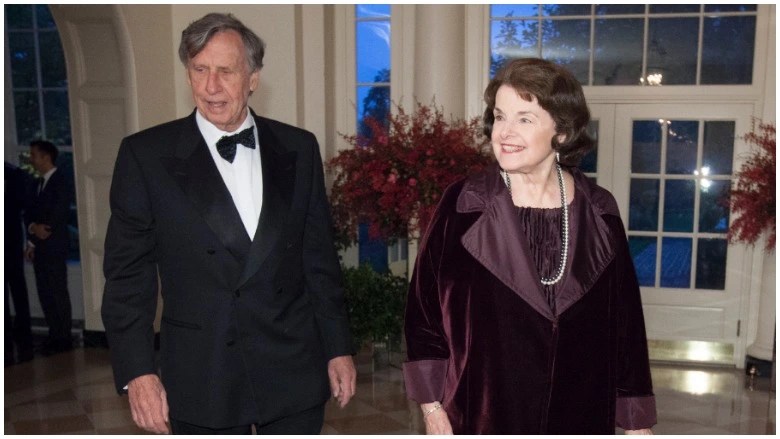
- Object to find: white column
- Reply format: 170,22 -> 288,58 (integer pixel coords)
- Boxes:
747,251 -> 775,361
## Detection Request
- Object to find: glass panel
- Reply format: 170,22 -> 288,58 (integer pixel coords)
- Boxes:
580,121 -> 598,173
39,31 -> 67,87
650,5 -> 700,13
666,120 -> 698,174
629,236 -> 657,287
490,19 -> 539,76
663,180 -> 695,232
629,179 -> 660,231
593,18 -> 643,85
704,5 -> 757,12
661,237 -> 692,288
8,32 -> 37,88
491,4 -> 538,17
357,85 -> 390,138
44,91 -> 71,145
13,91 -> 41,145
355,4 -> 390,19
696,239 -> 727,290
356,21 -> 391,83
701,16 -> 755,85
699,180 -> 730,233
542,4 -> 591,16
541,19 -> 590,84
647,18 -> 699,85
5,5 -> 33,30
36,4 -> 56,28
702,121 -> 735,175
631,120 -> 661,173
596,5 -> 645,15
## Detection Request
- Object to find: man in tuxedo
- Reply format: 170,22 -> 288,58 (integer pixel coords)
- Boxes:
25,140 -> 74,356
102,13 -> 356,434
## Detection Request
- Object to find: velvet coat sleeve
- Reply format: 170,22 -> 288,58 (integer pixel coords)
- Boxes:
402,181 -> 463,403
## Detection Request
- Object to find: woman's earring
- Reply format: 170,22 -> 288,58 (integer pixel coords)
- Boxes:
556,152 -> 560,163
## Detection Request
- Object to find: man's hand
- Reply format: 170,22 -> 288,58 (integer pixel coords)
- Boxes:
30,223 -> 52,240
421,402 -> 453,435
626,428 -> 653,435
24,245 -> 35,262
327,355 -> 356,408
127,374 -> 170,434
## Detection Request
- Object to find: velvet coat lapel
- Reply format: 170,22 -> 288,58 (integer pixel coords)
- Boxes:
457,163 -> 618,320
159,111 -> 296,288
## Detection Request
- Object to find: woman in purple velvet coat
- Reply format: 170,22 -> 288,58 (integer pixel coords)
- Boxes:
403,58 -> 657,434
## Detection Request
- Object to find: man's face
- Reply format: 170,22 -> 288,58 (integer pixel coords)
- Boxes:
29,146 -> 50,174
186,30 -> 260,132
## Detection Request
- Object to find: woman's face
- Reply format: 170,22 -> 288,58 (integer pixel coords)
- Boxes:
490,84 -> 561,174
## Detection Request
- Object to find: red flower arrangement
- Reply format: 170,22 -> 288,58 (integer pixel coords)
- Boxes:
728,120 -> 775,251
327,103 -> 492,249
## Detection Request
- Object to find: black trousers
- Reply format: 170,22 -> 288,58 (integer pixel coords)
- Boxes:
170,403 -> 326,435
5,241 -> 32,350
32,250 -> 72,342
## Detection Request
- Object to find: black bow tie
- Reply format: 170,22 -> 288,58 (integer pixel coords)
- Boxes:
216,127 -> 256,163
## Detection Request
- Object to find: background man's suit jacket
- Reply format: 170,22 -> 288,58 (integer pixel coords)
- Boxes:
102,111 -> 353,428
25,168 -> 71,257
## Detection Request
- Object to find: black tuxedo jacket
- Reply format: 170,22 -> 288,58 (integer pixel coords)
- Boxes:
102,110 -> 353,428
25,167 -> 71,257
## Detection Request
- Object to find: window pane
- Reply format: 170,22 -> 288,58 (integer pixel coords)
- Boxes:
39,31 -> 67,87
357,85 -> 390,138
704,5 -> 757,12
580,121 -> 598,173
661,237 -> 692,288
44,91 -> 71,145
647,18 -> 698,85
542,4 -> 591,16
702,121 -> 735,175
593,18 -> 643,85
5,5 -> 33,30
36,4 -> 56,29
663,180 -> 695,232
701,16 -> 755,85
356,4 -> 390,19
650,5 -> 700,13
699,180 -> 730,233
596,5 -> 645,15
490,19 -> 539,76
666,120 -> 698,174
629,236 -> 657,287
491,5 -> 538,17
632,120 -> 661,173
356,21 -> 391,83
629,178 -> 660,231
8,32 -> 37,88
541,19 -> 590,84
13,91 -> 41,145
696,238 -> 727,289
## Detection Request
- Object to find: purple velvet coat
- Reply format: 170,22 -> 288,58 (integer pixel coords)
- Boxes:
403,164 -> 656,434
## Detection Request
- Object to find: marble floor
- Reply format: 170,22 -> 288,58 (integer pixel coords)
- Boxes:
3,346 -> 775,435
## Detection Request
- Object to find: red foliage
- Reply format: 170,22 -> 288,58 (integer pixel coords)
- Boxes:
728,121 -> 775,251
327,103 -> 492,248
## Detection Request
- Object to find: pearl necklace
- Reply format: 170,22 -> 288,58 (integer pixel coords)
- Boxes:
500,161 -> 569,286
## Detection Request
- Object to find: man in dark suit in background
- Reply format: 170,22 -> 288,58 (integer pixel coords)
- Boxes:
5,161 -> 34,365
25,140 -> 74,356
102,13 -> 356,434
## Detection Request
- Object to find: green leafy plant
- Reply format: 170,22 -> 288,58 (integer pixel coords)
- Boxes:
342,264 -> 407,351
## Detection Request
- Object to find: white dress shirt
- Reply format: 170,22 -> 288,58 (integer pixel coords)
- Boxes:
196,110 -> 263,240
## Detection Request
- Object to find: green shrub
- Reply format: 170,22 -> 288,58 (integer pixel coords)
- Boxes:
342,264 -> 407,351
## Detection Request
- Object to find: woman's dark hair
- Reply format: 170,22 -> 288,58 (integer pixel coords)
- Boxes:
483,58 -> 594,166
179,13 -> 266,72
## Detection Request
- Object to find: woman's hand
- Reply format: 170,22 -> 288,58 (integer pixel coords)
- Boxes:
625,428 -> 653,435
421,402 -> 453,435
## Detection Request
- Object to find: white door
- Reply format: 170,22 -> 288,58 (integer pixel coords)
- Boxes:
604,103 -> 755,366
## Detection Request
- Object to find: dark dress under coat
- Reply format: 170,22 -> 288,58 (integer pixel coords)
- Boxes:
403,164 -> 657,434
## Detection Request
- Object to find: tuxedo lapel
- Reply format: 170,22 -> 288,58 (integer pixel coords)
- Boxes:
238,116 -> 296,286
160,113 -> 251,265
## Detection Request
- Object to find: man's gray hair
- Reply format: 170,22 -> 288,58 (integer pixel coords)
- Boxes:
179,13 -> 266,71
